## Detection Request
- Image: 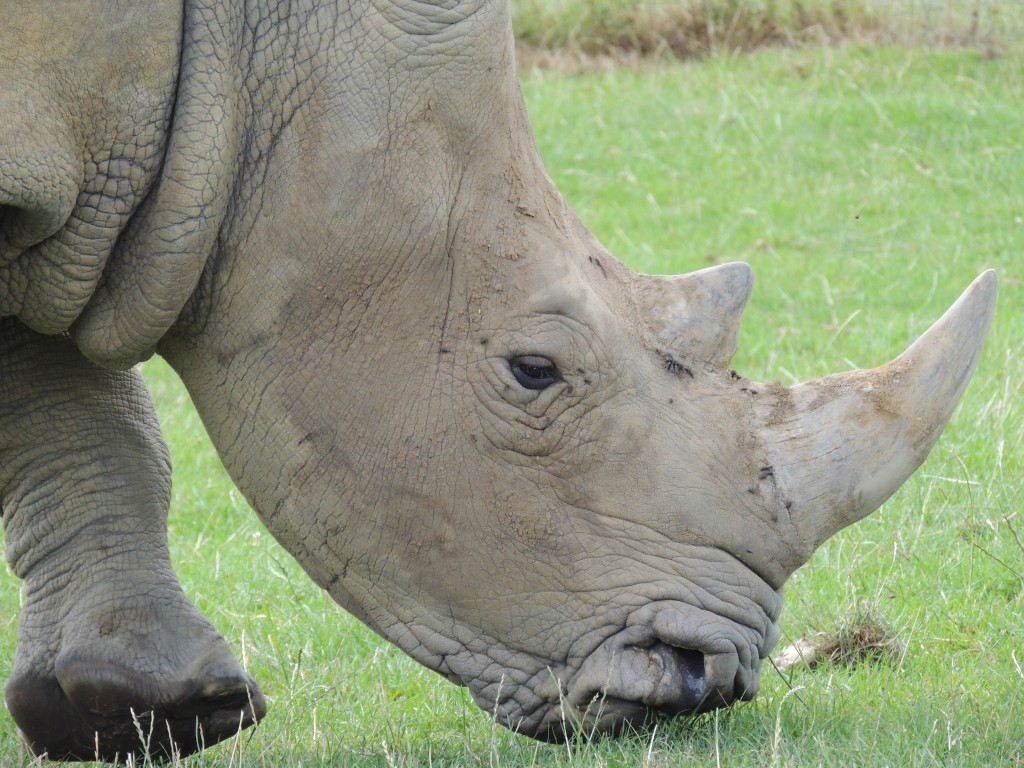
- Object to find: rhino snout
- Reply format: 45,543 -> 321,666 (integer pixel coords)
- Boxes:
572,643 -> 731,729
528,616 -> 770,741
532,642 -> 746,742
598,641 -> 751,720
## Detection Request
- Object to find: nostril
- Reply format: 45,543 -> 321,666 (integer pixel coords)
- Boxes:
649,642 -> 734,716
674,647 -> 707,696
652,643 -> 711,715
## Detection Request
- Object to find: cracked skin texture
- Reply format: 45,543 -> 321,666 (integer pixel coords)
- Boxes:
0,0 -> 995,761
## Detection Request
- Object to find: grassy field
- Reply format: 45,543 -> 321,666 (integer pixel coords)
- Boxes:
2,42 -> 1022,768
512,0 -> 1024,60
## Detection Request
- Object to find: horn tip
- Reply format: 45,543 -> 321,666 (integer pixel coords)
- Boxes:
702,260 -> 754,312
971,268 -> 998,303
944,268 -> 998,343
892,268 -> 997,417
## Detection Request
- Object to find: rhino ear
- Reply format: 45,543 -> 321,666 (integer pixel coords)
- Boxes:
635,262 -> 753,370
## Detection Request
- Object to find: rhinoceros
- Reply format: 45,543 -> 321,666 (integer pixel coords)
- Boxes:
0,0 -> 996,761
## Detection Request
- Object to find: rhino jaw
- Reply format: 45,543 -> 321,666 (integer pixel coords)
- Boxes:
759,269 -> 997,567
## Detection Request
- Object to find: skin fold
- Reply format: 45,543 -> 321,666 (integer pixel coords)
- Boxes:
0,0 -> 996,761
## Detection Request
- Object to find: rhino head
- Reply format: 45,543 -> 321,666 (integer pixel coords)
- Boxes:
0,0 -> 996,755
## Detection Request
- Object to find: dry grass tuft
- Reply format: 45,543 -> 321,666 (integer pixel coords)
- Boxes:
774,603 -> 903,672
513,0 -> 1024,65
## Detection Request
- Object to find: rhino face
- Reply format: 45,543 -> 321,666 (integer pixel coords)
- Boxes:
166,131 -> 993,742
392,212 -> 993,737
440,268 -> 786,732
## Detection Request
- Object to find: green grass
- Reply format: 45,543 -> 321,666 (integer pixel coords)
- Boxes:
2,44 -> 1023,766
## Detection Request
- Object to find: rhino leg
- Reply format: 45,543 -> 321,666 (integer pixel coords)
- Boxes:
0,319 -> 264,761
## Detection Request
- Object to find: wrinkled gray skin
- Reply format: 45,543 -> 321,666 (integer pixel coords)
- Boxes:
0,0 -> 996,761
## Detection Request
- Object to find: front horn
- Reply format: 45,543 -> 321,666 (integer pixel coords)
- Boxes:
757,270 -> 997,563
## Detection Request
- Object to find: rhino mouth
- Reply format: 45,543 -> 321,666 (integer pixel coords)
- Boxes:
493,589 -> 774,745
530,632 -> 763,742
446,557 -> 783,742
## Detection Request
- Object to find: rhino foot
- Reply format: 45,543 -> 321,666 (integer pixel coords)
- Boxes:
6,648 -> 265,761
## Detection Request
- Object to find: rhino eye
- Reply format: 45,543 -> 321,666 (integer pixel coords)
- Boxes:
509,356 -> 561,390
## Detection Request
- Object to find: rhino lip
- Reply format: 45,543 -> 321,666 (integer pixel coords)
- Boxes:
535,638 -> 741,741
606,641 -> 730,716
